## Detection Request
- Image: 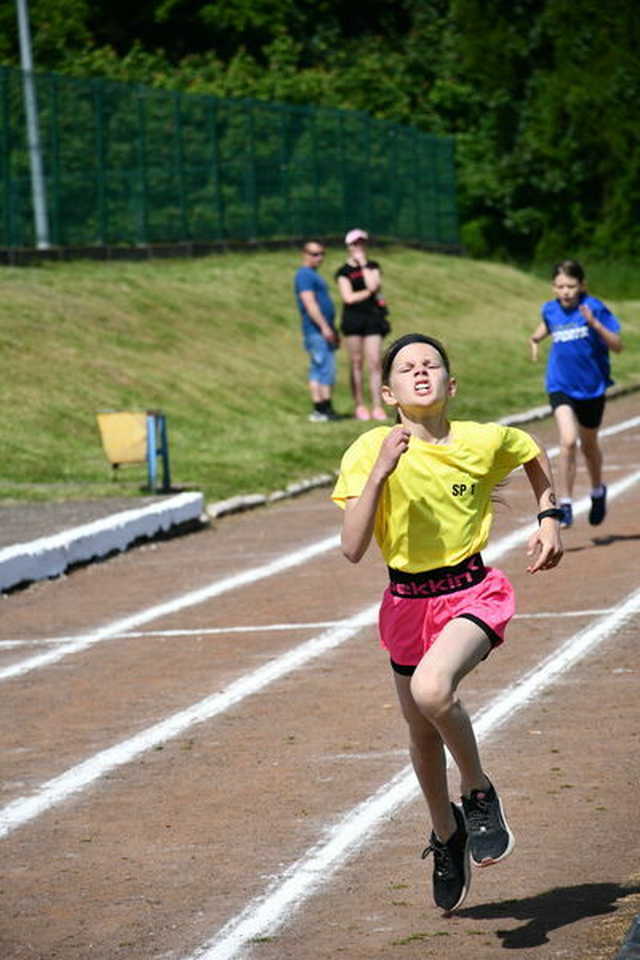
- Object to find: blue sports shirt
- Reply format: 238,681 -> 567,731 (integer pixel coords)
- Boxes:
541,293 -> 620,399
294,266 -> 335,344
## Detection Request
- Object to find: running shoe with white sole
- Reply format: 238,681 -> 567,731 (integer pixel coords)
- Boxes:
462,780 -> 515,867
421,803 -> 470,912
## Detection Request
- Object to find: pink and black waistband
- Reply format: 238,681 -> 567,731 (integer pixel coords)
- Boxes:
388,553 -> 487,599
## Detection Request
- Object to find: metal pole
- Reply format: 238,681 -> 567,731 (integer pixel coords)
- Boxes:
15,0 -> 50,249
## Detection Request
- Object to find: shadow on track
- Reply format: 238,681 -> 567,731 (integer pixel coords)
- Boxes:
458,881 -> 640,949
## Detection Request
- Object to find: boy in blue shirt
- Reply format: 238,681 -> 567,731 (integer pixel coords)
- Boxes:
529,259 -> 623,527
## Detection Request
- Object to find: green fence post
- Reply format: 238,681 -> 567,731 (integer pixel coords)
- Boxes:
338,109 -> 347,232
362,113 -> 371,229
93,77 -> 107,244
244,99 -> 258,240
48,72 -> 61,246
135,86 -> 148,245
0,66 -> 12,247
173,90 -> 188,240
207,96 -> 224,241
310,105 -> 320,235
280,104 -> 290,236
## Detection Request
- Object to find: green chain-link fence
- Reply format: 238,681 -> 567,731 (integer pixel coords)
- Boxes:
0,66 -> 458,250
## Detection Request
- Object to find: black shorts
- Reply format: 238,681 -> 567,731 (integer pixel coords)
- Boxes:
341,309 -> 386,338
548,391 -> 606,430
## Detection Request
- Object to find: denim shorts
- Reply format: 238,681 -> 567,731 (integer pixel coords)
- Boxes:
306,331 -> 336,386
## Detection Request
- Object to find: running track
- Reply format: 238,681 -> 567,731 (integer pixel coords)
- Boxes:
2,396 -> 640,960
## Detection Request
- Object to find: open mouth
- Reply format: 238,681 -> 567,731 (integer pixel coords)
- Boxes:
414,381 -> 431,395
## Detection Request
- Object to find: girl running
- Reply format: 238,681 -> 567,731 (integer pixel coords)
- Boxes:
332,333 -> 563,913
529,259 -> 622,528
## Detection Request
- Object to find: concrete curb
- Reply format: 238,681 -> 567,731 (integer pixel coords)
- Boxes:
206,473 -> 336,518
0,491 -> 204,592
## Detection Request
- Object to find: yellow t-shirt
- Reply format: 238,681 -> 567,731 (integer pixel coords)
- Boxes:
332,421 -> 540,572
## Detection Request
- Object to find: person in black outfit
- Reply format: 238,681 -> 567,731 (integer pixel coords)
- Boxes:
335,228 -> 389,421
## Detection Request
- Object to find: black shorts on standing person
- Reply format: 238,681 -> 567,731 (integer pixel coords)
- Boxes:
336,260 -> 386,337
335,228 -> 389,422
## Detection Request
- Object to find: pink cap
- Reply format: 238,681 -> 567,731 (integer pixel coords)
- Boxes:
345,228 -> 368,244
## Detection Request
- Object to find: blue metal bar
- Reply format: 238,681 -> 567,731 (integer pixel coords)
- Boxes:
146,413 -> 157,492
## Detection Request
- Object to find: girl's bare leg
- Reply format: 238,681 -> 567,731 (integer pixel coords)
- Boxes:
394,673 -> 455,841
579,424 -> 603,489
393,618 -> 491,840
363,334 -> 383,409
345,335 -> 365,408
553,404 -> 578,499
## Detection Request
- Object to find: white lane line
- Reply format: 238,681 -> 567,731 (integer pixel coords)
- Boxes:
515,609 -> 612,619
0,608 -> 615,650
2,414 -> 639,683
1,469 -> 640,842
0,535 -> 340,682
0,622 -> 349,649
546,412 -> 640,456
187,584 -> 640,960
0,604 -> 376,840
483,468 -> 640,563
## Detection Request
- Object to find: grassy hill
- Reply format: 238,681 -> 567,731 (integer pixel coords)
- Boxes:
2,247 -> 639,505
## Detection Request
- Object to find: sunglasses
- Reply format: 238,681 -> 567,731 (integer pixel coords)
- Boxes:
306,250 -> 325,256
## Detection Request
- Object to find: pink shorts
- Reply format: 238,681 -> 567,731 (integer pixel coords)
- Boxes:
378,565 -> 515,672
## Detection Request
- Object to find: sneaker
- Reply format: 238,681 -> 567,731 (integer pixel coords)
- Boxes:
354,405 -> 370,421
421,803 -> 470,912
558,502 -> 573,528
461,780 -> 514,868
308,411 -> 329,423
589,486 -> 607,525
324,405 -> 343,421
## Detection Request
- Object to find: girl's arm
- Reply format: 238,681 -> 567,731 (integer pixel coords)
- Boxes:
522,447 -> 564,574
337,266 -> 381,305
529,321 -> 548,362
341,427 -> 410,562
580,304 -> 623,353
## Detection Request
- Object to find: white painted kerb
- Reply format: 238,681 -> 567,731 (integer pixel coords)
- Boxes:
0,491 -> 204,592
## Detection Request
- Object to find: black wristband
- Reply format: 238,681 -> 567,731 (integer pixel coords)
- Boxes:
537,508 -> 563,523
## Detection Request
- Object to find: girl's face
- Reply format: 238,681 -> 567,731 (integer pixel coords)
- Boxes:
553,272 -> 584,309
347,240 -> 366,257
382,342 -> 455,414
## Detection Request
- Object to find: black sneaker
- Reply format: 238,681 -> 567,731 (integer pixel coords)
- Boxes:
325,406 -> 342,421
421,803 -> 470,912
589,486 -> 607,525
461,780 -> 514,867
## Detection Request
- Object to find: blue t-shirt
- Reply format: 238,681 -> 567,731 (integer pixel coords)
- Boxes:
294,266 -> 335,343
541,293 -> 620,399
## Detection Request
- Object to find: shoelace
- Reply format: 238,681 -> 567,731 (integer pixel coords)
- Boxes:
421,839 -> 453,877
465,793 -> 496,833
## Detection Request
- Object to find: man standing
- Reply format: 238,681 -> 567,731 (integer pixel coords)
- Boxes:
294,240 -> 340,422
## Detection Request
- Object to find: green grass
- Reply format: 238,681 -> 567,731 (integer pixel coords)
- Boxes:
2,247 -> 639,505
